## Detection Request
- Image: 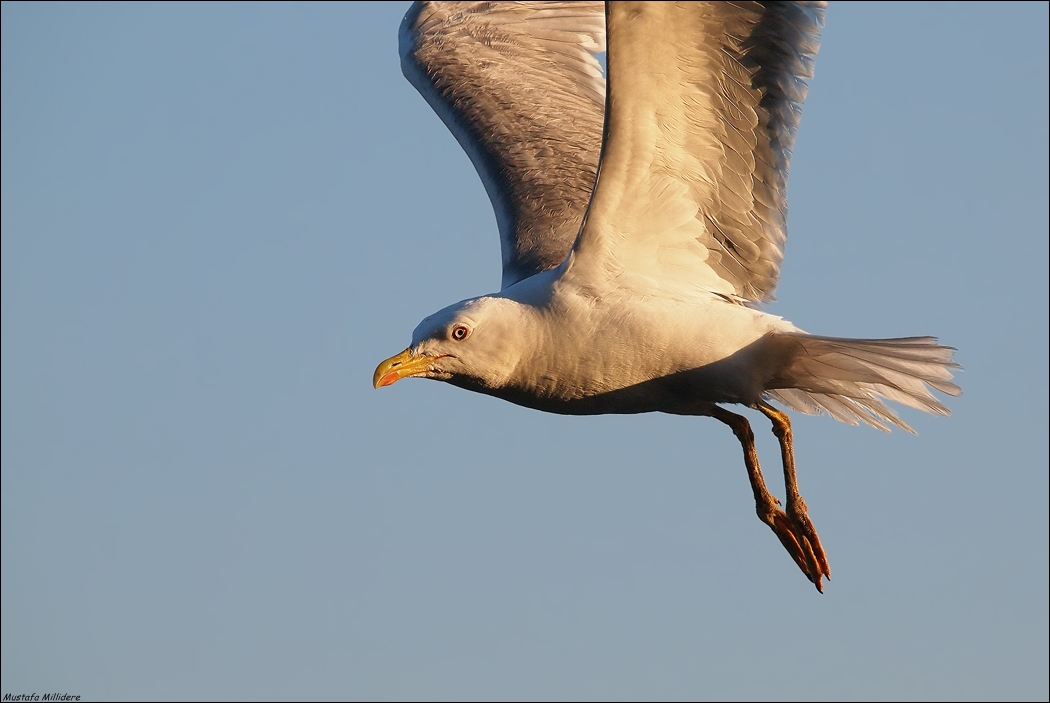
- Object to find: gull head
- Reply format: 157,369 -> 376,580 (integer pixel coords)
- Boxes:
373,295 -> 534,392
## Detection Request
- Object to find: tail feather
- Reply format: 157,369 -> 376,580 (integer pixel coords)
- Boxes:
765,334 -> 961,433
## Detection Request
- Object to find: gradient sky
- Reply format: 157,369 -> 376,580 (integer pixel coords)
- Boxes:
2,2 -> 1048,701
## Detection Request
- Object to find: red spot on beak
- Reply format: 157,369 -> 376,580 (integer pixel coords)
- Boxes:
377,371 -> 400,388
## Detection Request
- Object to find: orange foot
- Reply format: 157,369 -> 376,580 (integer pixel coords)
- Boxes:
761,499 -> 831,592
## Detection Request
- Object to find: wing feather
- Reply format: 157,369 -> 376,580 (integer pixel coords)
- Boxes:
399,1 -> 606,289
571,1 -> 826,302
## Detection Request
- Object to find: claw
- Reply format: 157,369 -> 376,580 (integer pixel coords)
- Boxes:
765,506 -> 830,591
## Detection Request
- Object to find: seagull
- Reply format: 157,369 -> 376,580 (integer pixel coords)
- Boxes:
374,1 -> 959,592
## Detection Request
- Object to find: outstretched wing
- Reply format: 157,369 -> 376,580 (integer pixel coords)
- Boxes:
571,1 -> 826,302
400,1 -> 606,289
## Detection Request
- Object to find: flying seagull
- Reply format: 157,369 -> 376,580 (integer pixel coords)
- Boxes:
374,1 -> 959,592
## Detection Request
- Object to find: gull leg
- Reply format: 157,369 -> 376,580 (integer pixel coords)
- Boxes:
754,401 -> 831,591
709,405 -> 828,592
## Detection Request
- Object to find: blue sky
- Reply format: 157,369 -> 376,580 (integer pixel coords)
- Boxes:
2,2 -> 1047,700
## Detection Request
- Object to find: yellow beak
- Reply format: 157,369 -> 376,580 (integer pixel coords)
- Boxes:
373,348 -> 441,388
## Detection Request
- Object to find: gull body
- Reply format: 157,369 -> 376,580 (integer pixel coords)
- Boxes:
374,1 -> 960,592
392,270 -> 796,416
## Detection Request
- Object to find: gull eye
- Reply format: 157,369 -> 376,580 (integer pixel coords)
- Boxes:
451,324 -> 470,341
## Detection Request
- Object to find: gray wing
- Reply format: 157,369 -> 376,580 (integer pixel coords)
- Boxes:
399,1 -> 606,289
570,1 -> 826,303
